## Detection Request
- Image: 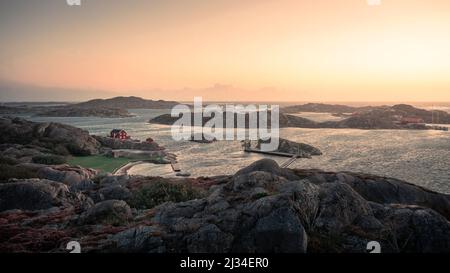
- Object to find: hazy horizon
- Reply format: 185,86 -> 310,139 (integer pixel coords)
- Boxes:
2,0 -> 450,102
1,79 -> 450,105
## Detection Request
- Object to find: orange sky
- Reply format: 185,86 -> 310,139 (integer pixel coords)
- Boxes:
1,0 -> 450,102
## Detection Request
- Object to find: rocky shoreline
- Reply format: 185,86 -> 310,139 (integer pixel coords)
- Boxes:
0,117 -> 449,253
0,159 -> 449,253
0,117 -> 171,163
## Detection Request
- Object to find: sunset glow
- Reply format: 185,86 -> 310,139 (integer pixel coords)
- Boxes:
1,0 -> 450,101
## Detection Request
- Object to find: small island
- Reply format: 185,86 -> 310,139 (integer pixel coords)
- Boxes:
36,106 -> 133,118
0,96 -> 180,118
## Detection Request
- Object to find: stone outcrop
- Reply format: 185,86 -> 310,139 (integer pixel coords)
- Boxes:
0,179 -> 92,212
0,159 -> 449,253
0,144 -> 51,164
256,138 -> 322,157
0,117 -> 100,156
36,165 -> 98,191
78,200 -> 132,226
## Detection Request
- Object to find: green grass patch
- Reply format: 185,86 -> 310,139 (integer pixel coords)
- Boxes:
68,155 -> 132,174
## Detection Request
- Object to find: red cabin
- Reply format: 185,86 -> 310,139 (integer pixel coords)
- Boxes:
110,129 -> 129,140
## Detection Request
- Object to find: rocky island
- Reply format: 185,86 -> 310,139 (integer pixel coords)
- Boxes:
0,96 -> 180,118
283,103 -> 450,126
150,104 -> 450,130
148,111 -> 318,128
36,106 -> 133,118
256,138 -> 322,158
281,103 -> 370,114
74,96 -> 179,109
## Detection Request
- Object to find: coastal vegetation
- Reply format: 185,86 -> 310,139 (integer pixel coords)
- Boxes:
68,155 -> 131,174
32,154 -> 67,165
0,164 -> 38,181
129,180 -> 204,209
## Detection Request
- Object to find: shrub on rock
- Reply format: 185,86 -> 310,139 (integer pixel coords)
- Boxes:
0,164 -> 38,181
32,155 -> 67,165
130,181 -> 204,209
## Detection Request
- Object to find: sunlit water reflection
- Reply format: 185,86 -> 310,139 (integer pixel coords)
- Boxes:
21,109 -> 450,194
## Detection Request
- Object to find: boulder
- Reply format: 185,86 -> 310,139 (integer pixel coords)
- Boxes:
34,122 -> 100,155
0,144 -> 49,164
331,174 -> 450,221
112,226 -> 165,253
251,207 -> 307,253
314,182 -> 375,234
371,204 -> 450,252
186,224 -> 234,253
97,185 -> 132,202
99,174 -> 130,187
79,200 -> 132,226
0,117 -> 100,156
36,165 -> 98,191
0,179 -> 92,212
233,158 -> 299,181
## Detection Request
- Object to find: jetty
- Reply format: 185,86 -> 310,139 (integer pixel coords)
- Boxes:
169,158 -> 191,177
280,155 -> 299,168
170,160 -> 181,172
244,147 -> 302,158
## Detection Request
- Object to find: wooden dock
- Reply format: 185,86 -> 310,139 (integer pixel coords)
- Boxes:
280,155 -> 298,168
170,160 -> 181,172
244,148 -> 300,158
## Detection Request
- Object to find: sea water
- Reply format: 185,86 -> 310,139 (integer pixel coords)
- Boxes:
22,107 -> 450,194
